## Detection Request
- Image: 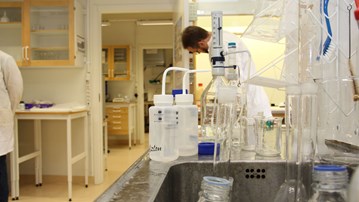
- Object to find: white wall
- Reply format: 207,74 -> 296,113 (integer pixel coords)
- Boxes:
102,21 -> 174,101
20,68 -> 86,104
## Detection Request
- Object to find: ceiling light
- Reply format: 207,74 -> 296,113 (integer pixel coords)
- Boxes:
137,20 -> 173,26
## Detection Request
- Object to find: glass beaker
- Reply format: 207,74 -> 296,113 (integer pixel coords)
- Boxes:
255,117 -> 283,157
240,116 -> 256,151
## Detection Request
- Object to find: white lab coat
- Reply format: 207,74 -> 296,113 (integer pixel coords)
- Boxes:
0,50 -> 23,156
208,31 -> 272,118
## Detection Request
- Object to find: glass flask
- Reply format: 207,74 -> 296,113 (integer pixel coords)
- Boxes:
197,176 -> 231,202
308,165 -> 348,202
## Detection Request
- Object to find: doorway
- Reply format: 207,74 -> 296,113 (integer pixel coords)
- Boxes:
143,48 -> 174,132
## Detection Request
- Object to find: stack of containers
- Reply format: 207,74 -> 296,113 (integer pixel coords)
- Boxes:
148,67 -> 188,162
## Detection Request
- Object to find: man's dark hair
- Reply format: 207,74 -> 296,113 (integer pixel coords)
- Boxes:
181,26 -> 209,49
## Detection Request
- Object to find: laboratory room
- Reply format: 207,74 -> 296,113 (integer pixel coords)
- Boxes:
1,0 -> 359,201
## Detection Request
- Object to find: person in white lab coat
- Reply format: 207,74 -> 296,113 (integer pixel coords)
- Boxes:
0,50 -> 23,202
181,26 -> 272,118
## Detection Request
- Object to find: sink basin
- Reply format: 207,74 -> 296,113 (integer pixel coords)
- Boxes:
155,161 -> 312,202
95,152 -> 329,202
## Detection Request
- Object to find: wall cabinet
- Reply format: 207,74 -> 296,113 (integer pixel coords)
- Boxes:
0,2 -> 23,66
102,45 -> 130,80
0,0 -> 82,67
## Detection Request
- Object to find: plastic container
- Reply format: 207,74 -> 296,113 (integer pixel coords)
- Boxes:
198,142 -> 220,155
149,95 -> 179,162
309,165 -> 348,202
175,94 -> 198,156
197,176 -> 232,202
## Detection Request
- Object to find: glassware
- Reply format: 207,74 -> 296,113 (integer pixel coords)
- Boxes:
308,165 -> 348,202
255,117 -> 283,156
197,176 -> 232,202
240,116 -> 256,151
200,76 -> 227,142
273,85 -> 308,202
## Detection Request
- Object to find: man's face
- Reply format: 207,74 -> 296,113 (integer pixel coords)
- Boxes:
187,39 -> 209,54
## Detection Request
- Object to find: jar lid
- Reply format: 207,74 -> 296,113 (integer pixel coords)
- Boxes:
203,176 -> 230,186
314,165 -> 347,172
198,142 -> 220,155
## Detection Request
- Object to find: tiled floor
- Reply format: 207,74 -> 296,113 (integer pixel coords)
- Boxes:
9,135 -> 149,202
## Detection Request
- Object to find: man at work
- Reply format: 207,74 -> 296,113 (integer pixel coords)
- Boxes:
181,25 -> 272,118
0,50 -> 23,202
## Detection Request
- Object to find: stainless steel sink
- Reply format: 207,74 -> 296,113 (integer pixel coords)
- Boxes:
95,151 -> 317,202
155,161 -> 312,202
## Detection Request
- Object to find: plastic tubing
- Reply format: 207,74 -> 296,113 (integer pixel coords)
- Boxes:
161,67 -> 189,95
182,69 -> 211,94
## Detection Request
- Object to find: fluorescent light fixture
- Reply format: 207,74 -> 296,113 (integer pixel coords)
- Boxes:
137,20 -> 173,26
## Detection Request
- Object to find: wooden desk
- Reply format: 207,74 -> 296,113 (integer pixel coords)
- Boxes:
105,102 -> 136,149
10,109 -> 88,201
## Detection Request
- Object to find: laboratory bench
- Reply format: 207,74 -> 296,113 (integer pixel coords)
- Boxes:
12,106 -> 89,201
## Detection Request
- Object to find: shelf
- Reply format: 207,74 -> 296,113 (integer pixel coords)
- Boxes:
31,29 -> 68,35
31,8 -> 68,13
0,22 -> 21,28
31,47 -> 69,51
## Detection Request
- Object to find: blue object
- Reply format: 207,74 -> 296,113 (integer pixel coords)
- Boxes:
172,89 -> 188,97
323,0 -> 332,56
198,142 -> 220,155
314,165 -> 347,172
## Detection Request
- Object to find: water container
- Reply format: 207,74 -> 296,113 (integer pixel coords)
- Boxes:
309,165 -> 348,202
149,95 -> 179,162
175,94 -> 198,156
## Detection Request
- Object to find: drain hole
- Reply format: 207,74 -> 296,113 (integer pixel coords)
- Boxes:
244,168 -> 266,179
